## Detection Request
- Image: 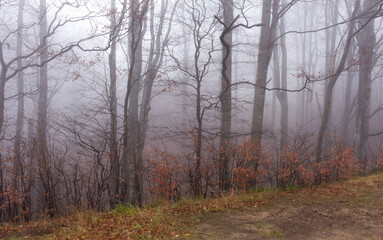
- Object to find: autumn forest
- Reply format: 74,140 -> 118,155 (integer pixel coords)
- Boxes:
0,0 -> 383,223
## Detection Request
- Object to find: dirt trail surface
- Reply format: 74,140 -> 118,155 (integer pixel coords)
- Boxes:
195,202 -> 383,239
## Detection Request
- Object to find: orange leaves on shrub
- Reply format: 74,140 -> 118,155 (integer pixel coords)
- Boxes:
0,185 -> 24,212
318,146 -> 361,182
277,149 -> 313,187
148,150 -> 181,201
147,138 -> 364,196
232,166 -> 256,190
376,144 -> 383,169
277,144 -> 361,187
231,141 -> 270,190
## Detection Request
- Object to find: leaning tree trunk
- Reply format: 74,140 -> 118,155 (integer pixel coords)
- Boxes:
322,0 -> 340,160
135,0 -> 177,203
315,0 -> 360,164
136,0 -> 178,185
341,44 -> 356,144
250,0 -> 279,187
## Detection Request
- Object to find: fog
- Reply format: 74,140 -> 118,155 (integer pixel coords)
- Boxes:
0,0 -> 382,221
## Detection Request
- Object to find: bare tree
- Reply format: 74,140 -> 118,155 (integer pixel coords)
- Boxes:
218,0 -> 234,193
215,0 -> 262,192
35,0 -> 56,217
121,0 -> 147,205
315,0 -> 361,164
272,0 -> 289,182
170,0 -> 218,196
341,43 -> 357,144
121,0 -> 178,205
250,0 -> 280,187
10,0 -> 27,221
354,0 -> 380,166
108,0 -> 128,208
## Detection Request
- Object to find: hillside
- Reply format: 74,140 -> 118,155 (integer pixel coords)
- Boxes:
1,172 -> 383,239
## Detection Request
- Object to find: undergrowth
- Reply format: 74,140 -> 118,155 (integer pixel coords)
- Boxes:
1,172 -> 383,239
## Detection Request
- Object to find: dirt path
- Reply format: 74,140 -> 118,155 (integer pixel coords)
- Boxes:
195,203 -> 383,239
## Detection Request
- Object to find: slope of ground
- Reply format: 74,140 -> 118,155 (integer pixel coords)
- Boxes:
1,172 -> 383,239
195,173 -> 383,240
195,201 -> 383,239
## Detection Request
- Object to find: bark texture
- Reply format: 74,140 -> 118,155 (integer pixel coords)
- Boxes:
218,0 -> 234,192
355,0 -> 378,166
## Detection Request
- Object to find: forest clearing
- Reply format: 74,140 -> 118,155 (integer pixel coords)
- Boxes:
1,171 -> 383,239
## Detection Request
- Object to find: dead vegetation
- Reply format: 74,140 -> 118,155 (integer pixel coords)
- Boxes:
1,171 -> 383,239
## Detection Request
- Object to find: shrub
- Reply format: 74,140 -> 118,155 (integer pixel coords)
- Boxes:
148,150 -> 181,202
318,146 -> 361,182
277,149 -> 313,188
231,141 -> 270,190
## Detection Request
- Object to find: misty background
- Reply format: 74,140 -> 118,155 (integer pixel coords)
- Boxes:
0,0 -> 382,221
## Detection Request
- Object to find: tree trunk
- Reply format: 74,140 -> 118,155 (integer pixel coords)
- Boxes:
218,0 -> 233,192
108,0 -> 120,208
279,9 -> 288,154
37,0 -> 56,218
355,0 -> 378,167
250,0 -> 279,186
122,0 -> 149,205
273,11 -> 289,153
315,0 -> 360,164
299,2 -> 307,127
322,0 -> 340,158
273,7 -> 288,188
13,0 -> 26,220
341,45 -> 356,143
0,60 -> 7,139
180,0 -> 190,111
195,76 -> 203,196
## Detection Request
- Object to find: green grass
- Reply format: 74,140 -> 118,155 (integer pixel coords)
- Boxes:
112,203 -> 141,217
261,228 -> 284,238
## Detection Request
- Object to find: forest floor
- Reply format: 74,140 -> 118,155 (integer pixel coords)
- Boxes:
195,193 -> 383,240
1,172 -> 383,239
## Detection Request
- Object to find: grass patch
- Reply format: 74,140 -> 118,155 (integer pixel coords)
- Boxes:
256,222 -> 284,238
262,228 -> 284,237
112,203 -> 141,217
